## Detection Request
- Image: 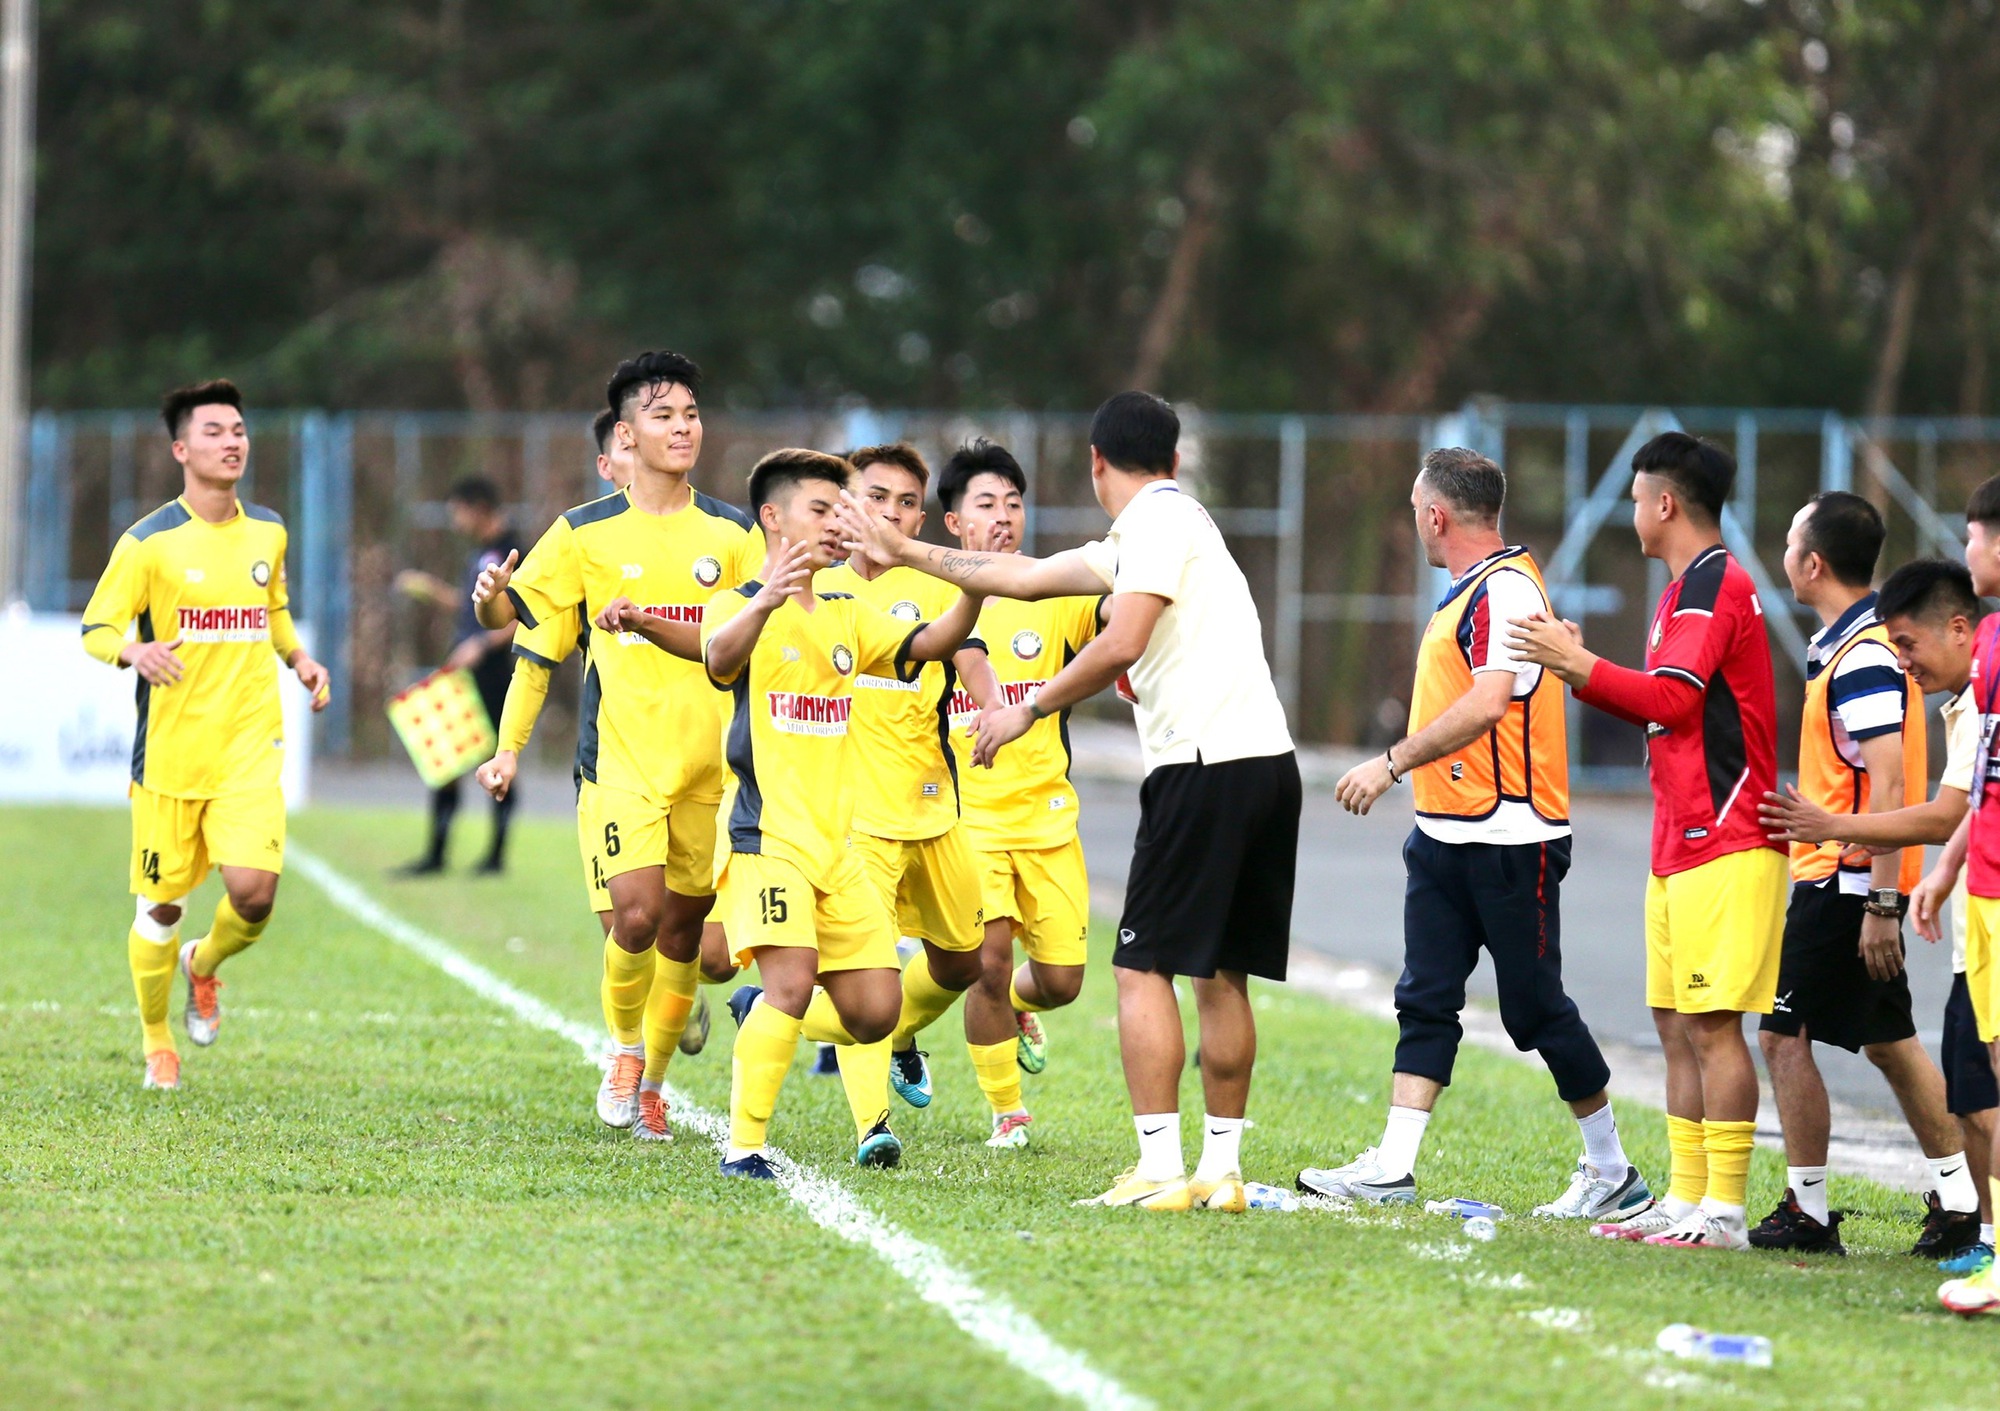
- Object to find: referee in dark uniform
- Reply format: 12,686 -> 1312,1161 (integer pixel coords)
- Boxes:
397,477 -> 521,875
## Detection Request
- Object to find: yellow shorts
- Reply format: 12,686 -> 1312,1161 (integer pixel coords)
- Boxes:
716,852 -> 899,973
576,781 -> 719,912
976,838 -> 1090,968
1645,847 -> 1787,1014
129,784 -> 285,903
848,827 -> 983,953
1965,895 -> 2000,1043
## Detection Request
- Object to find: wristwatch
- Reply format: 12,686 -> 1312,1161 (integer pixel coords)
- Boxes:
1864,887 -> 1907,919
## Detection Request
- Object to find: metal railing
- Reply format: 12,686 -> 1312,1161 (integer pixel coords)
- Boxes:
20,401 -> 2000,777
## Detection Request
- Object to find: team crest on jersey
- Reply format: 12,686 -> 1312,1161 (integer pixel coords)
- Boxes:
250,559 -> 271,587
831,644 -> 854,675
889,599 -> 922,621
1649,619 -> 1663,651
693,555 -> 722,588
1011,629 -> 1043,661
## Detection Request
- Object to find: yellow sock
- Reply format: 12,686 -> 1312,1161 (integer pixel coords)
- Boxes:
641,955 -> 700,1083
834,1040 -> 893,1139
1666,1114 -> 1708,1207
892,952 -> 962,1047
968,1038 -> 1023,1116
1701,1119 -> 1756,1210
127,929 -> 177,1057
730,1001 -> 802,1150
1009,974 -> 1052,1015
600,939 -> 653,1047
801,989 -> 854,1044
191,893 -> 269,977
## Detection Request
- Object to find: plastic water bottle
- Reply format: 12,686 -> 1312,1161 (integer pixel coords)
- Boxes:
1461,1215 -> 1497,1242
1244,1182 -> 1299,1211
1655,1324 -> 1773,1368
1424,1197 -> 1506,1221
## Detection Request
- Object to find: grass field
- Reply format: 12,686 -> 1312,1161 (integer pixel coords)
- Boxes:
3,803 -> 1997,1410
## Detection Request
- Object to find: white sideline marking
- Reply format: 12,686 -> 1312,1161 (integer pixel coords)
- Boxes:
289,845 -> 1150,1411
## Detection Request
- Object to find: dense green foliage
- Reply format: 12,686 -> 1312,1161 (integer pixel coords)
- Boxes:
31,2 -> 2000,414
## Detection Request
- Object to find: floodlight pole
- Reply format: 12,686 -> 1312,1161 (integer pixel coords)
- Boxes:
0,0 -> 34,606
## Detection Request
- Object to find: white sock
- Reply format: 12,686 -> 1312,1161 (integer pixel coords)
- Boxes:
1663,1194 -> 1700,1221
1133,1112 -> 1183,1181
1930,1153 -> 1981,1214
1699,1195 -> 1746,1225
614,1040 -> 644,1057
1194,1115 -> 1244,1183
1981,1222 -> 1995,1246
1788,1165 -> 1830,1225
724,1144 -> 762,1163
1376,1106 -> 1430,1180
1576,1102 -> 1629,1176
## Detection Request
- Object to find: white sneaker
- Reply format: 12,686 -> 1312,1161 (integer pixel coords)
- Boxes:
987,1112 -> 1032,1149
596,1049 -> 644,1128
179,940 -> 221,1048
1643,1207 -> 1749,1251
1294,1147 -> 1417,1205
1592,1201 -> 1672,1240
1534,1159 -> 1654,1220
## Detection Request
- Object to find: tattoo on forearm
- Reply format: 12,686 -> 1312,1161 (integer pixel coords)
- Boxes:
934,549 -> 994,583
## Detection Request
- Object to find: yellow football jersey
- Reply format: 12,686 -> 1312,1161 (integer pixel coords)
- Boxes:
949,594 -> 1103,850
703,586 -> 923,890
818,562 -> 975,841
508,487 -> 762,802
81,497 -> 302,799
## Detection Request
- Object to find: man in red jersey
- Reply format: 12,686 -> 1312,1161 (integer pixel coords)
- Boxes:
1916,474 -> 2000,1315
1511,431 -> 1786,1252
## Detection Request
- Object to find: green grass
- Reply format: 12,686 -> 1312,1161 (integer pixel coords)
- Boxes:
3,803 -> 1996,1409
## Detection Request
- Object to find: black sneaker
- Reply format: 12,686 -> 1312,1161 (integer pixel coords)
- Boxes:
1912,1190 -> 1982,1258
1746,1189 -> 1846,1255
726,984 -> 763,1028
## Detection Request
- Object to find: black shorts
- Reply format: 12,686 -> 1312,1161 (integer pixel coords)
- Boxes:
1758,883 -> 1916,1052
1942,972 -> 2000,1116
1115,752 -> 1301,981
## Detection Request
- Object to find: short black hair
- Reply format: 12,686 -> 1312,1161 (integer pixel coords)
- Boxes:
1968,475 -> 2000,529
1878,558 -> 1981,628
1089,390 -> 1178,475
606,350 -> 702,421
938,439 -> 1027,513
446,476 -> 500,510
1799,491 -> 1884,588
1632,431 -> 1735,524
160,379 -> 243,439
847,442 -> 930,491
1419,447 -> 1505,526
591,407 -> 618,455
748,448 -> 851,513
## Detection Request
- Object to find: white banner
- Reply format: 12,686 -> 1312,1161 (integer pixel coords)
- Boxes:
0,610 -> 314,806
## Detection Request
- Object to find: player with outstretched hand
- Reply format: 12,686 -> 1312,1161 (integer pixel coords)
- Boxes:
79,379 -> 330,1091
1509,431 -> 1785,1253
702,449 -> 985,1177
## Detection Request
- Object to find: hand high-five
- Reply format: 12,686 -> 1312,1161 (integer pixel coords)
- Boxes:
749,537 -> 816,612
833,489 -> 907,564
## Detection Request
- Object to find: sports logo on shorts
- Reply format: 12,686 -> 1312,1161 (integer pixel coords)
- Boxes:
831,644 -> 854,675
889,599 -> 922,621
1011,629 -> 1042,660
693,555 -> 722,588
250,559 -> 271,587
1118,928 -> 1136,947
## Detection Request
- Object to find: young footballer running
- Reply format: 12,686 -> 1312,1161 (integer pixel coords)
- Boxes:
474,408 -> 723,1140
1750,498 -> 1977,1257
473,353 -> 760,1140
938,440 -> 1105,1148
816,443 -> 999,1132
1511,432 -> 1785,1252
702,450 -> 984,1177
81,380 -> 331,1090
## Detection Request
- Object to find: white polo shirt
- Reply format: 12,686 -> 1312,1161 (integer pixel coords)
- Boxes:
1080,478 -> 1294,774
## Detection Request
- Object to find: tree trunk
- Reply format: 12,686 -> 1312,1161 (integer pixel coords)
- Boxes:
1129,160 -> 1221,391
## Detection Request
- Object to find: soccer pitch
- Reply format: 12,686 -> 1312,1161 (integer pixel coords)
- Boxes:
3,805 -> 1994,1409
